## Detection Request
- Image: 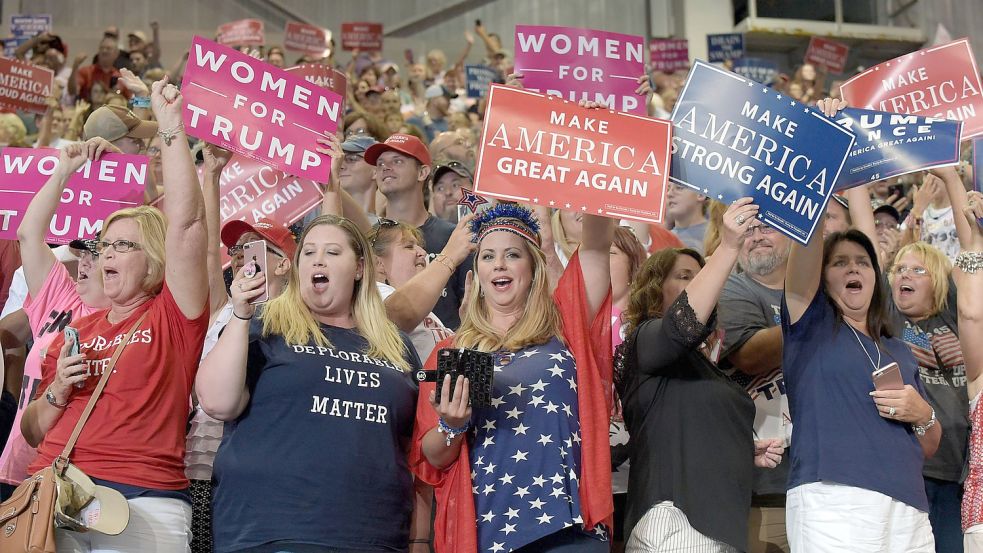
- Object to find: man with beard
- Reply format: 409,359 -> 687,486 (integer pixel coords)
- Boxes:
717,221 -> 793,553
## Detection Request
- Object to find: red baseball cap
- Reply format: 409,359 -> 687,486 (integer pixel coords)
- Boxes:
221,218 -> 297,259
364,133 -> 432,167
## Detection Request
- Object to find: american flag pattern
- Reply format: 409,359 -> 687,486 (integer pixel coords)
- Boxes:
469,337 -> 608,552
901,321 -> 963,376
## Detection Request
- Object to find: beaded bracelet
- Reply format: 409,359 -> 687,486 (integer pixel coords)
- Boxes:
954,251 -> 983,274
437,417 -> 470,446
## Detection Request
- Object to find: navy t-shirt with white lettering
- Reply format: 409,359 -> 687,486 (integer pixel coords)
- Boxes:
211,318 -> 422,553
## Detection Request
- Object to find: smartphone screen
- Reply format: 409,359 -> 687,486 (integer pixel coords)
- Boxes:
64,327 -> 83,388
243,240 -> 270,304
872,362 -> 904,391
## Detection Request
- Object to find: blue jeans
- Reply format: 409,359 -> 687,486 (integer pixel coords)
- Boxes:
925,477 -> 963,553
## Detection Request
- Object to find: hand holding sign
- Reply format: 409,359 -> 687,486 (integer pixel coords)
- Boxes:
721,198 -> 760,250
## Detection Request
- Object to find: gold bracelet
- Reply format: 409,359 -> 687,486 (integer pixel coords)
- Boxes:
433,253 -> 455,273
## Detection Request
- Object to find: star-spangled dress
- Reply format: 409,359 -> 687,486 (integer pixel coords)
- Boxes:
469,338 -> 607,552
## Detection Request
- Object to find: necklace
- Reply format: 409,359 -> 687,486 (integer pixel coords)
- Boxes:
848,323 -> 881,371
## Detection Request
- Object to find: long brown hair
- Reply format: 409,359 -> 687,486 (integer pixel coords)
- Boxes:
623,248 -> 704,337
612,226 -> 647,281
822,230 -> 893,343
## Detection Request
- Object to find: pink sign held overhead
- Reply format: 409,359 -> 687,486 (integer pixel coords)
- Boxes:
217,19 -> 265,47
0,148 -> 146,243
182,36 -> 343,183
804,36 -> 849,74
514,25 -> 645,114
284,22 -> 331,55
649,38 -> 689,73
840,38 -> 983,140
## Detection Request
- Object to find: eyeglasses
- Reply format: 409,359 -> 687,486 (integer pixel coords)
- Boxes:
892,265 -> 929,277
743,224 -> 776,238
227,244 -> 285,258
78,250 -> 99,261
874,219 -> 899,230
95,239 -> 141,254
373,218 -> 399,229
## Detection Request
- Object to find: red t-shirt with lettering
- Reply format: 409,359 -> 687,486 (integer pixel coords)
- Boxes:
30,283 -> 208,490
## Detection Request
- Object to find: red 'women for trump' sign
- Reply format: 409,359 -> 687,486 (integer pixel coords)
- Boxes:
840,38 -> 983,140
474,85 -> 672,224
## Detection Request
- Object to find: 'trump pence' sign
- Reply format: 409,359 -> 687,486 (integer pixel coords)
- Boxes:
0,148 -> 146,243
670,61 -> 856,245
182,36 -> 343,183
514,25 -> 646,114
840,38 -> 983,140
475,85 -> 672,224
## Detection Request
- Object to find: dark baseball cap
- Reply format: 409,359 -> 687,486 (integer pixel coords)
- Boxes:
872,200 -> 901,224
341,135 -> 378,155
432,160 -> 474,184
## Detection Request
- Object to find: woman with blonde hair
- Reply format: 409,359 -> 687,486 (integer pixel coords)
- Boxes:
411,203 -> 616,552
197,214 -> 422,552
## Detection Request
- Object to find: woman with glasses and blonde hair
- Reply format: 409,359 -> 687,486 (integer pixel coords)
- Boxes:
19,78 -> 210,552
411,203 -> 617,552
197,214 -> 422,552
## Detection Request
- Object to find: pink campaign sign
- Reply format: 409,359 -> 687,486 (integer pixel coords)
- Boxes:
514,25 -> 646,114
182,36 -> 342,183
0,148 -> 146,243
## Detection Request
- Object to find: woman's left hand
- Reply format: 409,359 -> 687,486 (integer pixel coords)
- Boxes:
150,76 -> 183,130
316,133 -> 344,178
871,385 -> 933,424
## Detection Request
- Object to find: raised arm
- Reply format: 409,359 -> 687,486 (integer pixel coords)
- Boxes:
200,144 -> 234,317
578,213 -> 616,320
955,191 -> 983,400
67,53 -> 87,98
315,136 -> 373,234
17,139 -> 117,296
451,32 -> 474,72
148,21 -> 162,63
152,78 -> 208,318
934,165 -> 975,249
785,221 -> 825,324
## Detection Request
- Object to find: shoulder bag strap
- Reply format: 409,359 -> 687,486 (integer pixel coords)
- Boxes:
58,311 -> 150,464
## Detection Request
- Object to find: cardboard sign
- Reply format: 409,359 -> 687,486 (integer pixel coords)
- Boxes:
284,63 -> 347,114
0,57 -> 54,114
514,25 -> 646,114
182,36 -> 343,183
707,33 -> 744,63
217,19 -> 265,47
670,61 -> 856,245
341,22 -> 383,51
466,64 -> 499,98
649,38 -> 689,73
733,57 -> 779,85
804,36 -> 849,74
3,38 -> 24,58
833,107 -> 962,190
284,22 -> 330,56
0,149 -> 146,243
10,15 -> 51,38
474,85 -> 672,224
840,38 -> 983,140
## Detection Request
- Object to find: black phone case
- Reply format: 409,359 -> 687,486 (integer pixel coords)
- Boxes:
429,348 -> 495,408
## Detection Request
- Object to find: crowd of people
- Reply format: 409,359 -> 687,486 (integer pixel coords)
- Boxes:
0,15 -> 982,553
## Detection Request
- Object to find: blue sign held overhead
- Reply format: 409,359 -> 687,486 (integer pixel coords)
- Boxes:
733,57 -> 778,85
833,107 -> 962,191
670,61 -> 856,245
707,33 -> 744,63
10,15 -> 51,38
465,64 -> 500,98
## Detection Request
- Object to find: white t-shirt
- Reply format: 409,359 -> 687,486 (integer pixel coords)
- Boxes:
921,205 -> 959,262
376,282 -> 452,363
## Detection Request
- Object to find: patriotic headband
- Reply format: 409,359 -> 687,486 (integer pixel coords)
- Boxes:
470,204 -> 541,247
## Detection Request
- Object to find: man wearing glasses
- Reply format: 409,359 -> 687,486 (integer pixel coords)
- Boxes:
430,160 -> 473,223
717,221 -> 794,553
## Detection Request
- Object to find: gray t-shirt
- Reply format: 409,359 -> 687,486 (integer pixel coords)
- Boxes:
718,271 -> 791,499
672,221 -> 709,255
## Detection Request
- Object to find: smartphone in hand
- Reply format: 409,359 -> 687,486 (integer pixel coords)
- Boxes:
872,362 -> 904,391
64,326 -> 84,388
242,240 -> 270,304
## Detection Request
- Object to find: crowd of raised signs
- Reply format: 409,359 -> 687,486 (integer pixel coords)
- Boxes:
0,14 -> 983,553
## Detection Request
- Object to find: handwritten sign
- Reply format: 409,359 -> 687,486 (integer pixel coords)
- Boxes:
514,25 -> 645,114
707,33 -> 744,63
474,85 -> 672,224
804,36 -> 849,74
182,36 -> 342,183
833,107 -> 962,190
341,22 -> 383,51
840,38 -> 983,140
0,57 -> 53,114
649,38 -> 689,73
0,149 -> 146,243
670,61 -> 856,245
284,22 -> 330,55
217,19 -> 265,47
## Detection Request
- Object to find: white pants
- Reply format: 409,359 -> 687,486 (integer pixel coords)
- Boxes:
787,482 -> 934,553
965,523 -> 983,552
56,496 -> 192,553
626,501 -> 739,553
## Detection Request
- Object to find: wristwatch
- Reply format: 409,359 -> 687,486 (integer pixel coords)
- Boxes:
912,409 -> 937,436
45,388 -> 68,409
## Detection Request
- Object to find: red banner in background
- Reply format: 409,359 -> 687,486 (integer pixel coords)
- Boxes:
804,36 -> 849,74
340,22 -> 383,51
0,57 -> 53,114
840,38 -> 983,140
474,85 -> 672,224
284,22 -> 331,55
217,19 -> 265,47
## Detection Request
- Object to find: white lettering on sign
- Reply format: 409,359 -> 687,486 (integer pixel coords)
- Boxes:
516,32 -> 643,63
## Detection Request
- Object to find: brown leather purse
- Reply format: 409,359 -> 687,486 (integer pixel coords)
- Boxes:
0,313 -> 148,553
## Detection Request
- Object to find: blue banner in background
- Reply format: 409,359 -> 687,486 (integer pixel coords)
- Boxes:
833,107 -> 962,191
670,61 -> 856,245
466,64 -> 499,98
732,57 -> 779,85
10,15 -> 50,38
707,33 -> 744,63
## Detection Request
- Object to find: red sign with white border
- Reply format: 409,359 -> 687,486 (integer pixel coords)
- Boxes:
284,22 -> 330,55
804,36 -> 849,74
0,57 -> 54,114
341,22 -> 383,51
474,85 -> 671,224
217,19 -> 265,47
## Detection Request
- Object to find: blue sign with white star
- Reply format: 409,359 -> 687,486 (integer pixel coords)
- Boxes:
670,61 -> 856,245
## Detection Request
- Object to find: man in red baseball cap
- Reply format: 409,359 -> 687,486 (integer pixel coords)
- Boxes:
365,133 -> 469,329
220,218 -> 297,297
